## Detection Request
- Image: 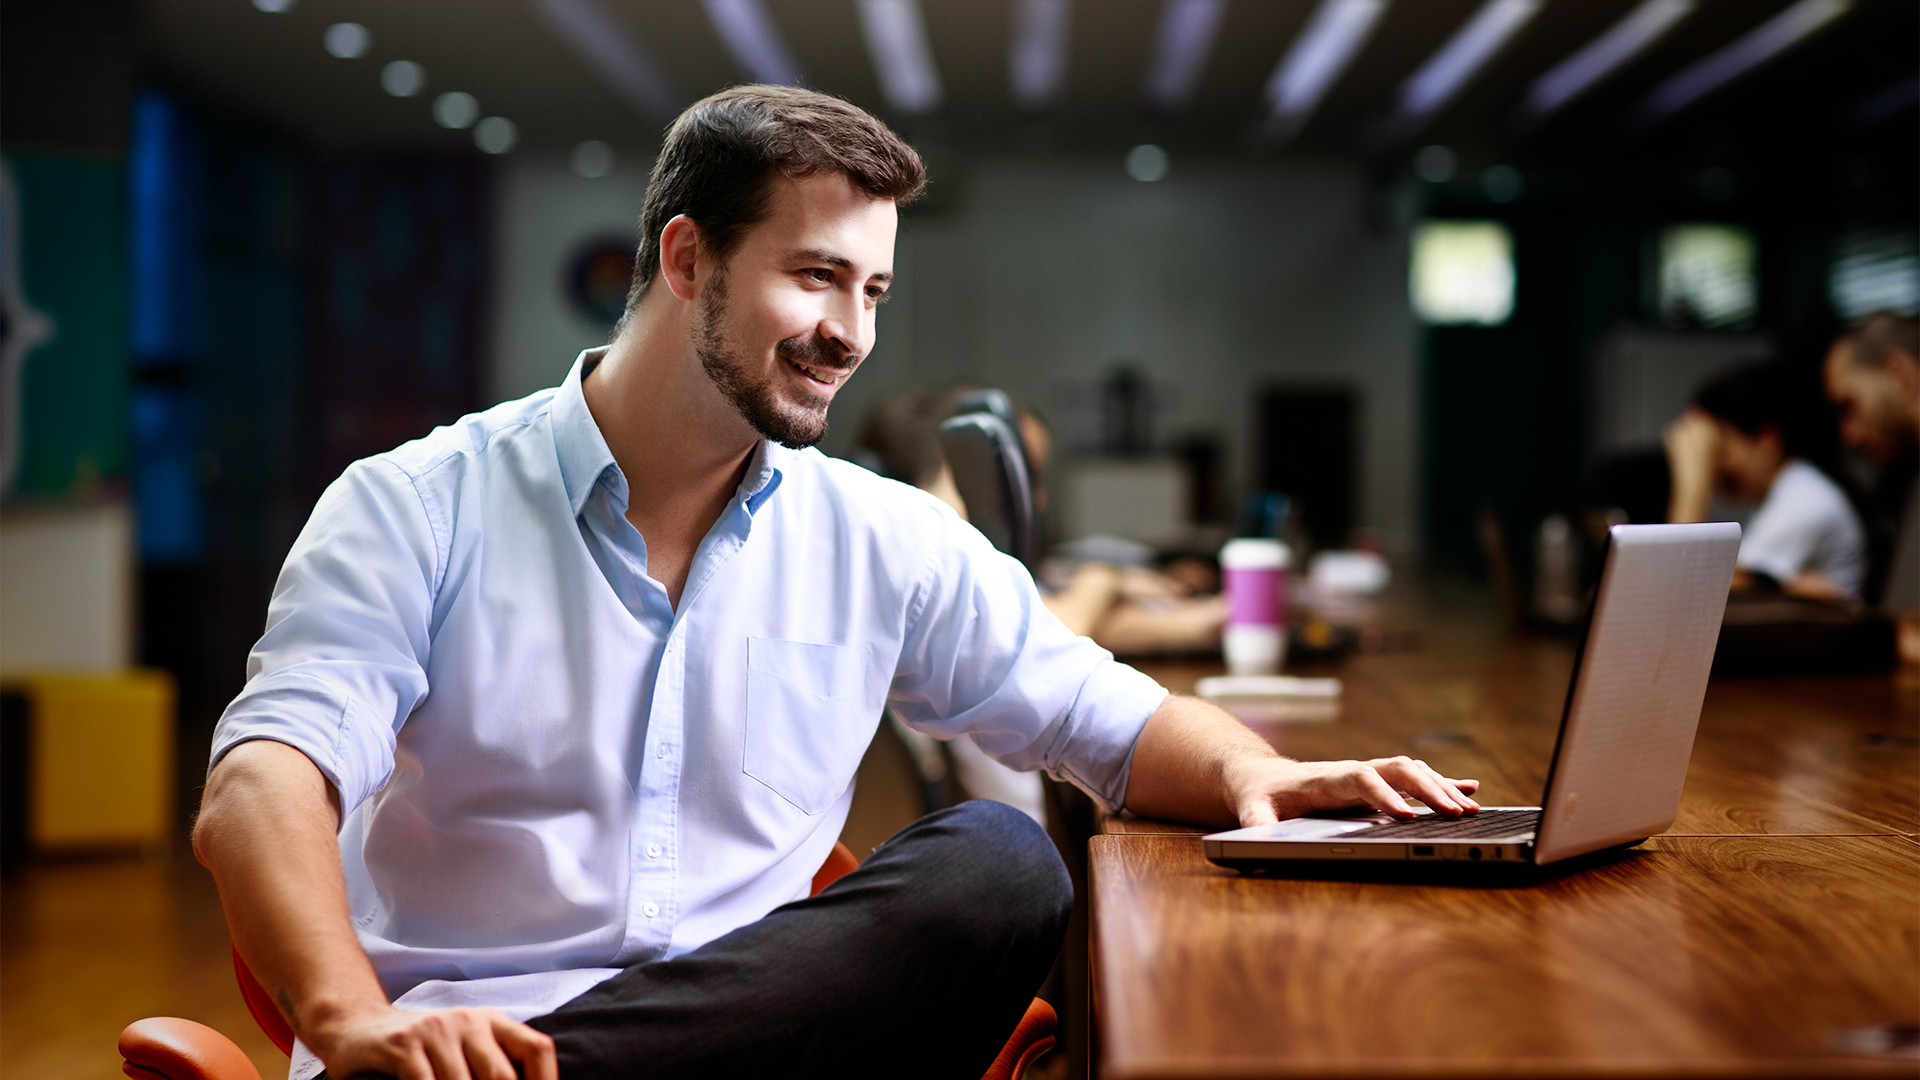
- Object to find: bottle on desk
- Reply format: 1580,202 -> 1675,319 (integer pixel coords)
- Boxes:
1220,537 -> 1290,675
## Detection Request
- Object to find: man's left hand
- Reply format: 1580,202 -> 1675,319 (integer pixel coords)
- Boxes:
1223,755 -> 1480,827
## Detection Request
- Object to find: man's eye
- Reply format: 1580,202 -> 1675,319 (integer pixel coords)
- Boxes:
805,268 -> 833,283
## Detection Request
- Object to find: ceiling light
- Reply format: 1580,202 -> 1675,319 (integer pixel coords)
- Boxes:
324,22 -> 371,60
1263,0 -> 1388,142
1378,0 -> 1540,143
702,0 -> 805,86
572,140 -> 616,179
1518,0 -> 1692,123
252,0 -> 295,12
856,0 -> 943,114
1414,144 -> 1455,182
434,92 -> 480,130
1143,0 -> 1227,111
381,61 -> 426,98
1481,164 -> 1522,202
474,117 -> 518,155
1631,0 -> 1850,127
533,0 -> 680,120
1010,0 -> 1072,110
1125,144 -> 1169,182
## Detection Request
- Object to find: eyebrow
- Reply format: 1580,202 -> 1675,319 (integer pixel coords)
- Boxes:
787,248 -> 892,284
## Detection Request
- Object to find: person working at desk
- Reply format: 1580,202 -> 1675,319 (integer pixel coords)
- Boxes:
1663,361 -> 1867,600
190,85 -> 1481,1080
1823,311 -> 1920,661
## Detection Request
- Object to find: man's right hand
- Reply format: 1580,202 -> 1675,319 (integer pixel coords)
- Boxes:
307,1004 -> 556,1080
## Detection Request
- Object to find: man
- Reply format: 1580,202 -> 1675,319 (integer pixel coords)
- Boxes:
1823,311 -> 1920,661
193,85 -> 1479,1080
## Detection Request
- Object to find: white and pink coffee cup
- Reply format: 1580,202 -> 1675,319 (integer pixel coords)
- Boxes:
1220,538 -> 1291,675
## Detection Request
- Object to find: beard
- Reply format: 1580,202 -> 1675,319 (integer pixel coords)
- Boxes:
692,271 -> 842,450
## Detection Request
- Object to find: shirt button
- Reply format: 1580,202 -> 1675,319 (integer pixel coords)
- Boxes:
646,843 -> 662,858
655,744 -> 668,759
643,902 -> 660,918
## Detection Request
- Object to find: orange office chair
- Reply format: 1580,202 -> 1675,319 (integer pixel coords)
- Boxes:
119,842 -> 1057,1080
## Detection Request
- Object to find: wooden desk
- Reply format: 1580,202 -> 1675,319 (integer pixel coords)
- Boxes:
1095,610 -> 1919,1078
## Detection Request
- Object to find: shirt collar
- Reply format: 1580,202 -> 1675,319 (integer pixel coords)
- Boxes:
551,346 -> 790,519
551,348 -> 621,519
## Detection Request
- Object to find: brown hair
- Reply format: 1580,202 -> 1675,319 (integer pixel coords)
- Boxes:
1838,310 -> 1920,368
623,84 -> 925,319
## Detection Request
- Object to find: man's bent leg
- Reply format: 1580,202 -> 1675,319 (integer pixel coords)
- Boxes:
528,800 -> 1073,1080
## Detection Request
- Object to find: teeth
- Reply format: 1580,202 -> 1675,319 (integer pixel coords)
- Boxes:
794,361 -> 840,384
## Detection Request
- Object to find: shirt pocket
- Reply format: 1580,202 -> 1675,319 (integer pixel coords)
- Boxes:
743,637 -> 870,815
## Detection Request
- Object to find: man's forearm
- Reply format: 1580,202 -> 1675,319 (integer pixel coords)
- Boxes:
1121,694 -> 1280,827
193,739 -> 389,1040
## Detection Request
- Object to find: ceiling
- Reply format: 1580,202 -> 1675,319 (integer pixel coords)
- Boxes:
140,0 -> 1918,167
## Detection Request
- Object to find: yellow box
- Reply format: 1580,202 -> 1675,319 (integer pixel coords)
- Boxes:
4,671 -> 175,852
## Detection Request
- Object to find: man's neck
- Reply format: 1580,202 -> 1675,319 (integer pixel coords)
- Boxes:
582,296 -> 760,605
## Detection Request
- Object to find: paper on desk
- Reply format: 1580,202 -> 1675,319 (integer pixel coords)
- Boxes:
1196,675 -> 1342,723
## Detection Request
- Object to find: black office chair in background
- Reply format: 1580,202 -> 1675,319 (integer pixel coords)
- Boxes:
938,389 -> 1037,568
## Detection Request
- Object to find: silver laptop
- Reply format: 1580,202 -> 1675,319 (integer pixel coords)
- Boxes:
1204,522 -> 1741,871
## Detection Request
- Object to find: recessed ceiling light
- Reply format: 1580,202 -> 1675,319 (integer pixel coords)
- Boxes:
1263,0 -> 1388,142
1009,0 -> 1071,110
1126,144 -> 1169,182
324,22 -> 372,60
1143,0 -> 1227,112
474,117 -> 518,155
572,140 -> 616,178
434,92 -> 480,129
1482,164 -> 1523,202
1630,0 -> 1850,127
1517,0 -> 1693,124
381,61 -> 426,98
702,0 -> 805,86
252,0 -> 296,12
533,0 -> 681,120
1414,144 -> 1456,182
1377,0 -> 1540,143
856,0 -> 943,114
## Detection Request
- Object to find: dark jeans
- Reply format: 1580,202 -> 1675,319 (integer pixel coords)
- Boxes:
527,799 -> 1073,1080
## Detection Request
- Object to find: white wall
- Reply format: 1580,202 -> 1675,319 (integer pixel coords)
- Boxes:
489,154 -> 651,403
0,501 -> 133,673
487,151 -> 1421,551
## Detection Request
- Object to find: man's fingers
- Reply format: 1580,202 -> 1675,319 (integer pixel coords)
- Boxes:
461,1024 -> 520,1080
493,1015 -> 559,1080
419,1019 -> 476,1080
1356,769 -> 1415,817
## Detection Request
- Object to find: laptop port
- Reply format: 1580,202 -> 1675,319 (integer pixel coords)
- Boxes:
1468,847 -> 1482,860
1412,845 -> 1435,857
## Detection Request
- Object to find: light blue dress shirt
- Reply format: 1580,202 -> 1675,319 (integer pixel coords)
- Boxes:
212,349 -> 1168,1032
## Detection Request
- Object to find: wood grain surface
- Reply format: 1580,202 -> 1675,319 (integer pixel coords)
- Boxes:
1092,834 -> 1920,1079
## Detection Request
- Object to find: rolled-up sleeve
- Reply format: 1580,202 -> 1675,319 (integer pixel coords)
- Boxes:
887,500 -> 1168,812
210,458 -> 440,815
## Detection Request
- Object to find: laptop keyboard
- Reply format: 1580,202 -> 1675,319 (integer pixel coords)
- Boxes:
1337,808 -> 1540,840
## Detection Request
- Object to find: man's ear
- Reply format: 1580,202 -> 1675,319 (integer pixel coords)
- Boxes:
1882,346 -> 1919,396
658,214 -> 705,303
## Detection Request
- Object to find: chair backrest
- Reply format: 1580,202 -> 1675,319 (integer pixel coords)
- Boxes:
938,406 -> 1036,567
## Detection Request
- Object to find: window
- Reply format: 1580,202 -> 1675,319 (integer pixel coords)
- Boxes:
1829,226 -> 1919,320
1657,224 -> 1756,329
1410,220 -> 1514,327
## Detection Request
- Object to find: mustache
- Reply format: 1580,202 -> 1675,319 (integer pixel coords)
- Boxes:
775,334 -> 855,375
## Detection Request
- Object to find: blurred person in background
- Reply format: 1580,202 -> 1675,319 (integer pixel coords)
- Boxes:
1664,360 -> 1867,601
1823,311 -> 1920,661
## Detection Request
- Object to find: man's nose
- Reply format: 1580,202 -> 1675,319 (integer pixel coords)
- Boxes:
820,295 -> 872,362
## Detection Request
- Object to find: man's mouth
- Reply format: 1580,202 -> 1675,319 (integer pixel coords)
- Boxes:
787,358 -> 850,389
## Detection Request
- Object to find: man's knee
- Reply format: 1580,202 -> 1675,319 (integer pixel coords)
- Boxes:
909,799 -> 1072,933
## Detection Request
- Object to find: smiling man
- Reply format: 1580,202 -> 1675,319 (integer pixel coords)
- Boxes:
192,86 -> 1478,1080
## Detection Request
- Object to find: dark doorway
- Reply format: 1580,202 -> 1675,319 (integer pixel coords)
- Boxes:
1258,387 -> 1357,551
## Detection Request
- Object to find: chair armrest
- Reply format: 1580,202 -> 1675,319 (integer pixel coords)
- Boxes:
119,1017 -> 264,1080
981,997 -> 1057,1080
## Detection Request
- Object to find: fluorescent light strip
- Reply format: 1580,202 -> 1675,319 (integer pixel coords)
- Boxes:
857,0 -> 943,114
1398,0 -> 1541,120
1633,0 -> 1851,125
1263,0 -> 1388,140
1143,0 -> 1228,111
532,0 -> 679,120
1010,0 -> 1072,109
1520,0 -> 1693,121
702,0 -> 805,86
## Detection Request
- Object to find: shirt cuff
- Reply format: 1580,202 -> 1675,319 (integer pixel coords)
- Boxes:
1048,661 -> 1169,813
210,671 -> 393,814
